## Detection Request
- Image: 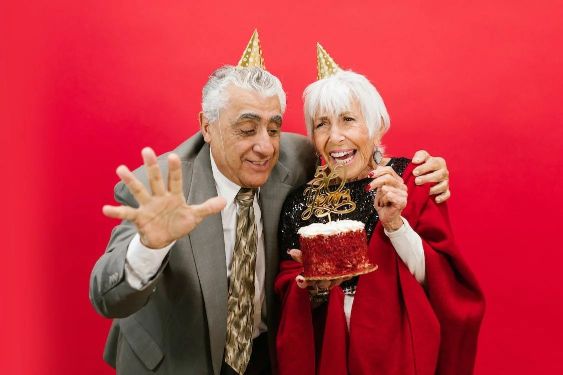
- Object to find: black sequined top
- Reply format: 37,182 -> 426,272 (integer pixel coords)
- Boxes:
279,157 -> 411,292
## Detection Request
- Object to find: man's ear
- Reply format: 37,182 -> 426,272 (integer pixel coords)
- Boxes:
199,112 -> 211,143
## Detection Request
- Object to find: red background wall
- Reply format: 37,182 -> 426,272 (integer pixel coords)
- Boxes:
2,1 -> 562,373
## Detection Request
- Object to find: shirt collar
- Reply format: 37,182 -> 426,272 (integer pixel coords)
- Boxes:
210,150 -> 260,207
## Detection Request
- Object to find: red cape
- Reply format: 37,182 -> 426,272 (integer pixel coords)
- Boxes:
275,163 -> 485,375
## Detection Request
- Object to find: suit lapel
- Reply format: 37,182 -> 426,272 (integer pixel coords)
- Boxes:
185,144 -> 228,375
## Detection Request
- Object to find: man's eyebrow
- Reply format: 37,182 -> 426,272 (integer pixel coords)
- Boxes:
235,113 -> 262,124
270,115 -> 282,126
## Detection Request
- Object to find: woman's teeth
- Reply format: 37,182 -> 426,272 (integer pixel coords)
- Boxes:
330,150 -> 355,165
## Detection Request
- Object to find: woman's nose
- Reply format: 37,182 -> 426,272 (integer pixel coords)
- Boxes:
329,125 -> 345,143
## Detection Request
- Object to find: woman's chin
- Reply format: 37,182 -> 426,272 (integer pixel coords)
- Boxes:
329,164 -> 363,181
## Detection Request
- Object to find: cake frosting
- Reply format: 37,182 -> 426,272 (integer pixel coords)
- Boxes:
298,219 -> 364,236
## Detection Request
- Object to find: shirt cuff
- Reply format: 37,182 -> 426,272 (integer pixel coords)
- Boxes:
383,217 -> 408,237
125,233 -> 175,290
384,217 -> 426,284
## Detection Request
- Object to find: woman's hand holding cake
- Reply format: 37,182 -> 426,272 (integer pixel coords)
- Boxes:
287,249 -> 352,295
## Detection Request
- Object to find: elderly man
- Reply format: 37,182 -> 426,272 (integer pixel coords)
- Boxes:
90,33 -> 450,375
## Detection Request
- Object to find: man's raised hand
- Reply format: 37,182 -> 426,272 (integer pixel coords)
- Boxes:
103,147 -> 226,249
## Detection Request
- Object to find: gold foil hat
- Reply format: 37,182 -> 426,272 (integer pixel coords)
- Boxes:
316,43 -> 341,80
237,29 -> 266,69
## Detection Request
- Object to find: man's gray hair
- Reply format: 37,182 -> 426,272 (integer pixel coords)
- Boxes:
202,65 -> 286,123
303,70 -> 390,139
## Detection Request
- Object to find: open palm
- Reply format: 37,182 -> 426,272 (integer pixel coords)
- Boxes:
103,147 -> 226,249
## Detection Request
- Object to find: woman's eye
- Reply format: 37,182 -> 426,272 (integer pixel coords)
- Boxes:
268,129 -> 280,136
315,122 -> 326,129
344,117 -> 355,122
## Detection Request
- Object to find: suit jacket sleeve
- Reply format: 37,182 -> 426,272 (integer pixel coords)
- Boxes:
89,169 -> 171,318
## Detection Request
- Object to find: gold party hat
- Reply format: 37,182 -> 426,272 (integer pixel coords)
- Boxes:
237,29 -> 266,69
316,43 -> 341,80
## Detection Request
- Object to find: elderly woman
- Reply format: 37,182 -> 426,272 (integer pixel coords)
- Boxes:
275,62 -> 484,374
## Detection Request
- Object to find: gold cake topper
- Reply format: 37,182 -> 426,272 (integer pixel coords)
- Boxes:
302,165 -> 356,222
237,29 -> 266,69
316,43 -> 341,80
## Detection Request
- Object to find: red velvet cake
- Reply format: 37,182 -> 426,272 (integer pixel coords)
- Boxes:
298,220 -> 377,280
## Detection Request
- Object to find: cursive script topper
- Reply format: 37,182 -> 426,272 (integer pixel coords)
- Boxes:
301,165 -> 357,221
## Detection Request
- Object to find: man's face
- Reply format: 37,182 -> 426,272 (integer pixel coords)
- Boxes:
201,85 -> 282,188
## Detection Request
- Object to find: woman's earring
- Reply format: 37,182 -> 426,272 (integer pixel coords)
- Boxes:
373,147 -> 383,165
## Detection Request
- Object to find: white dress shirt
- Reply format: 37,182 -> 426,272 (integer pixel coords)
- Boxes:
124,150 -> 267,338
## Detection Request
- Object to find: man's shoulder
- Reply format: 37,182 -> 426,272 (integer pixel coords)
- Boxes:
280,132 -> 312,149
278,132 -> 315,184
170,132 -> 207,162
279,132 -> 314,163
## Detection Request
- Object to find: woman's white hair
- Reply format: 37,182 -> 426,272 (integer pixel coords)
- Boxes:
303,70 -> 390,139
202,65 -> 286,123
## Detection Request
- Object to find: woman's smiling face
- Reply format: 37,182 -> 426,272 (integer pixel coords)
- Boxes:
312,98 -> 379,181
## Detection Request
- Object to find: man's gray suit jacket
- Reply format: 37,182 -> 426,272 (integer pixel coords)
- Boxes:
90,131 -> 315,374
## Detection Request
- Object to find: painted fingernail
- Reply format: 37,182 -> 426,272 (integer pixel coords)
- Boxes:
364,184 -> 371,192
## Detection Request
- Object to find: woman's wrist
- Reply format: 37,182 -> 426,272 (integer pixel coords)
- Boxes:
382,217 -> 404,232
